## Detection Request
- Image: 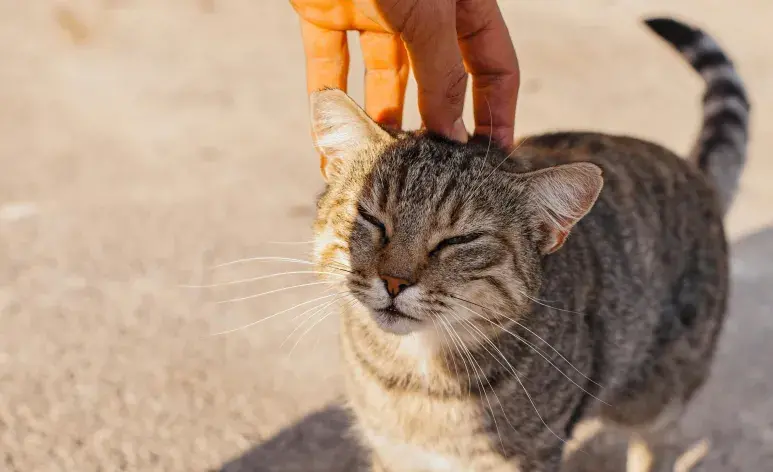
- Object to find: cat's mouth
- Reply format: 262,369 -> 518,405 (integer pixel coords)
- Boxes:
372,305 -> 422,334
378,305 -> 419,321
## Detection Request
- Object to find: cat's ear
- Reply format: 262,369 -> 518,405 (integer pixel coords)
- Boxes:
522,162 -> 603,254
309,88 -> 392,181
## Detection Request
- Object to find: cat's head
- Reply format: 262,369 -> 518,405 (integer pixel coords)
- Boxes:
310,89 -> 602,336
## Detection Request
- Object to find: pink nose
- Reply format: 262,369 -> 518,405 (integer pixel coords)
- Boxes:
380,275 -> 411,297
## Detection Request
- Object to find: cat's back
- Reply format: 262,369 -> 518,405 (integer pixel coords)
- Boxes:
514,131 -> 725,249
513,131 -> 728,303
517,131 -> 717,200
513,132 -> 730,409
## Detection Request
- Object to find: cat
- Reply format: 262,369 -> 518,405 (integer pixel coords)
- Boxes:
307,17 -> 750,472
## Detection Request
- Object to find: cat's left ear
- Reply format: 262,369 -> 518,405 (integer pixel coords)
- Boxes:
521,162 -> 603,254
309,88 -> 393,181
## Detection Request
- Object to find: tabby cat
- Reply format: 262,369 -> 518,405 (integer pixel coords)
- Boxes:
308,17 -> 750,472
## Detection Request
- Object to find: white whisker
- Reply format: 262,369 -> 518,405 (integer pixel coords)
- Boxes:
429,313 -> 457,383
436,314 -> 473,395
438,316 -> 506,454
288,297 -> 355,356
214,256 -> 315,269
216,281 -> 333,304
180,270 -> 345,289
481,95 -> 493,168
515,289 -> 585,315
449,294 -> 604,391
213,256 -> 353,274
450,314 -> 521,436
291,285 -> 341,322
281,296 -> 343,348
209,292 -> 340,336
288,310 -> 335,356
451,301 -> 609,407
448,310 -> 571,448
469,136 -> 531,200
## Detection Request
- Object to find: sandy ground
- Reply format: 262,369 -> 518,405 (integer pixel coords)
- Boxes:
1,1 -> 771,471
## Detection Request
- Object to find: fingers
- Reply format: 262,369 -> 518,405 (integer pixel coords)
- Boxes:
296,0 -> 519,149
299,18 -> 349,175
360,30 -> 410,128
457,0 -> 519,149
299,18 -> 349,95
383,0 -> 468,142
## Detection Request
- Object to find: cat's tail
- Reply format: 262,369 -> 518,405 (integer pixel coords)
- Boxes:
644,17 -> 750,214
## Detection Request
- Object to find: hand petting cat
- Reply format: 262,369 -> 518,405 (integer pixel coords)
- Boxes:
290,0 -> 520,149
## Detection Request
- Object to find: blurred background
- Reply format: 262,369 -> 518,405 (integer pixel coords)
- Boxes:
1,1 -> 771,471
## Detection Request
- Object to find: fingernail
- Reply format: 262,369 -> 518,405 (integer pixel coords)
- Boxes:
451,118 -> 468,143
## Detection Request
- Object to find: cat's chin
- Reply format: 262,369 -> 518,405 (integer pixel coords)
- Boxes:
371,307 -> 423,335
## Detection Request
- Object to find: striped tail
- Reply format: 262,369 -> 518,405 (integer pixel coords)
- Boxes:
644,17 -> 751,214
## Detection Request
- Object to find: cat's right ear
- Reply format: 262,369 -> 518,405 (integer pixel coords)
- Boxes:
310,88 -> 393,181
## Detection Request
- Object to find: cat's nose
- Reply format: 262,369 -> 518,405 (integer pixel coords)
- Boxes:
380,275 -> 412,298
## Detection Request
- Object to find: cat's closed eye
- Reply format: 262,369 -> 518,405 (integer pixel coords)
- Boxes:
357,206 -> 388,245
430,233 -> 483,256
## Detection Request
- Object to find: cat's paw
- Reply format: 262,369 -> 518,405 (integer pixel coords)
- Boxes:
673,438 -> 710,472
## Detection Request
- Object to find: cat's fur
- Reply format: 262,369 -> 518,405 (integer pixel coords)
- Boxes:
309,18 -> 750,472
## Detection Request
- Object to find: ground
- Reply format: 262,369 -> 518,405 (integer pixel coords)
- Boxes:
0,1 -> 771,471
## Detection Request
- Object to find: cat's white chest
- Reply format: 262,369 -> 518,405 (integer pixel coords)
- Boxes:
343,321 -> 515,471
399,334 -> 432,381
364,427 -> 520,472
366,431 -> 466,471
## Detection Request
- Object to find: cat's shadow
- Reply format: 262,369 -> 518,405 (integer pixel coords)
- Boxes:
218,226 -> 773,472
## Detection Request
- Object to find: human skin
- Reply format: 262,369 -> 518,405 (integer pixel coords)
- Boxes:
290,0 -> 520,151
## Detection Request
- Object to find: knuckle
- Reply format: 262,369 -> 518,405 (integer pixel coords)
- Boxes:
398,0 -> 451,43
484,71 -> 519,88
456,0 -> 498,36
444,63 -> 468,106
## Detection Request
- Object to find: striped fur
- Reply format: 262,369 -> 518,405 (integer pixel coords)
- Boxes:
645,17 -> 751,213
307,17 -> 745,472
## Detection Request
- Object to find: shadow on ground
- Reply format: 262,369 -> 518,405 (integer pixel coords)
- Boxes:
219,226 -> 773,472
218,404 -> 363,472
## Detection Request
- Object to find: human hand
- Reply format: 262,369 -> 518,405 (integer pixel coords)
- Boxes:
290,0 -> 520,149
